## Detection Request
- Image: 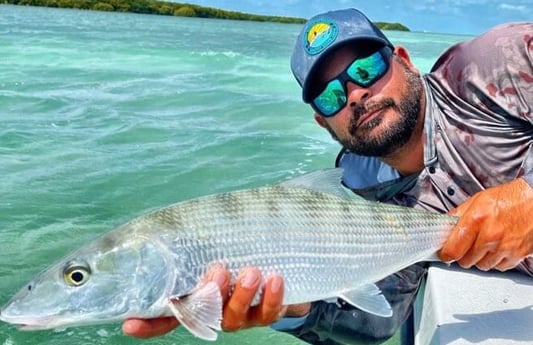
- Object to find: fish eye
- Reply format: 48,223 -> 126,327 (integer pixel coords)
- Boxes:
63,265 -> 91,287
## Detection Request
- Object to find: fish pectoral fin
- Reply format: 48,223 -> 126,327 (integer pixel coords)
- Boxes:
168,281 -> 222,341
338,284 -> 393,318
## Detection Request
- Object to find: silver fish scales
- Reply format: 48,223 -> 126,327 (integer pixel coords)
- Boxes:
0,169 -> 457,340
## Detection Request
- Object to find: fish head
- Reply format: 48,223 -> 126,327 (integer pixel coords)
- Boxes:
0,231 -> 171,330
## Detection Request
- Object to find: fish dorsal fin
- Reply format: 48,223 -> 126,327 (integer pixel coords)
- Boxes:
279,168 -> 351,199
339,283 -> 393,317
168,282 -> 222,341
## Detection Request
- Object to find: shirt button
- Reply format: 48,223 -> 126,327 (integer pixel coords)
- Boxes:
428,166 -> 436,174
447,187 -> 455,196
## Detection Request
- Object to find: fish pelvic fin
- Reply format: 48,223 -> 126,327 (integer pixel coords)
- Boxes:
280,168 -> 353,199
168,281 -> 222,341
339,283 -> 393,318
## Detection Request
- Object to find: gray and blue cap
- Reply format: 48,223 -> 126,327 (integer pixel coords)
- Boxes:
291,8 -> 394,102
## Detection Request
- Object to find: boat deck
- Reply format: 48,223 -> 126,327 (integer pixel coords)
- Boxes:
414,263 -> 533,345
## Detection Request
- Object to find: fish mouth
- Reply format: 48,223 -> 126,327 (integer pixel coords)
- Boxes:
0,312 -> 57,331
16,324 -> 48,331
1,310 -> 125,331
4,320 -> 52,331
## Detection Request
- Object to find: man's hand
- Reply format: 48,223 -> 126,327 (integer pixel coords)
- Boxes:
122,267 -> 231,338
439,178 -> 533,271
123,266 -> 299,338
122,317 -> 180,339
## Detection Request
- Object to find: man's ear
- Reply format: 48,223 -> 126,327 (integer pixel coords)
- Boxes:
314,113 -> 327,128
394,46 -> 419,73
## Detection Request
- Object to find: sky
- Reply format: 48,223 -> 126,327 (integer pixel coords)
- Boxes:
176,0 -> 532,35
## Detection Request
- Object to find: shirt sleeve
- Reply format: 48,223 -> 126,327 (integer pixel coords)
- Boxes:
429,23 -> 533,188
280,263 -> 427,345
516,257 -> 533,276
430,23 -> 533,125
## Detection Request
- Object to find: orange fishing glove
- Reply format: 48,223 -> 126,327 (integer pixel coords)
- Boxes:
439,178 -> 533,271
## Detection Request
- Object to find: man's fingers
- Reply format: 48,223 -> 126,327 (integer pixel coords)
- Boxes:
205,266 -> 231,301
439,223 -> 478,263
249,275 -> 284,325
440,202 -> 481,263
222,267 -> 262,331
457,238 -> 499,269
122,317 -> 179,338
495,257 -> 521,271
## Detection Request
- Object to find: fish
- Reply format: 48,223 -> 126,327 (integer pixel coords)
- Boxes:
0,168 -> 457,341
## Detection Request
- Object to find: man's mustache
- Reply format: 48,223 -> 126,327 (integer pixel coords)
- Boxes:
350,98 -> 396,132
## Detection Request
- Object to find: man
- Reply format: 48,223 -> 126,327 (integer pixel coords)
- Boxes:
123,8 -> 533,344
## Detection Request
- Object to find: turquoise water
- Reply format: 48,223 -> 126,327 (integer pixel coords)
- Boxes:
0,4 -> 469,345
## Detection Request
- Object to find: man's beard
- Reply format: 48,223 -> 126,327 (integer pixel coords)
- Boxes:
325,62 -> 423,158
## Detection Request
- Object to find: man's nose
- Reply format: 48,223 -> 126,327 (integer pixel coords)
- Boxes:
345,81 -> 371,108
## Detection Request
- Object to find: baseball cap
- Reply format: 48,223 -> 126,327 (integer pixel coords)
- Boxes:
291,8 -> 394,102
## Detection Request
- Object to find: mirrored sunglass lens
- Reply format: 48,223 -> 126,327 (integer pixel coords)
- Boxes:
314,79 -> 346,116
347,51 -> 387,86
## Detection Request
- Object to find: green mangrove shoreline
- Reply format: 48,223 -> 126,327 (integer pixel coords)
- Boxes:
2,0 -> 410,30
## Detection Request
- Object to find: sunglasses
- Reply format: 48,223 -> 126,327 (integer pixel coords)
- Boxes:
311,47 -> 393,117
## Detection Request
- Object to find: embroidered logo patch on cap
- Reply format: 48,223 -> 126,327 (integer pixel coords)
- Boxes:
303,18 -> 339,56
